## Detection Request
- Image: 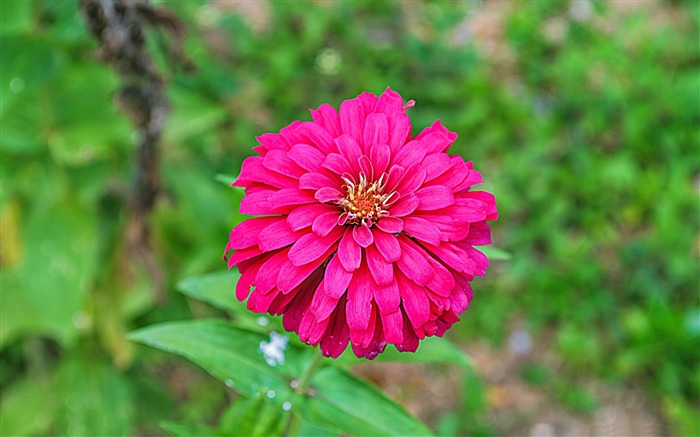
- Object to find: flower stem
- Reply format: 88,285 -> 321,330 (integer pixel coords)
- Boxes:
282,350 -> 325,437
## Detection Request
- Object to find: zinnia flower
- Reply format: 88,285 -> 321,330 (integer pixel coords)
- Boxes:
224,88 -> 497,359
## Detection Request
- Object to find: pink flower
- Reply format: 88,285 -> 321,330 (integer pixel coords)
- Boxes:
224,88 -> 497,359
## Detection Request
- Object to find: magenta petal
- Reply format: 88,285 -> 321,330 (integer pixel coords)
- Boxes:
228,217 -> 279,250
310,103 -> 342,139
389,193 -> 419,217
277,254 -> 328,294
297,121 -> 336,155
426,257 -> 455,297
236,262 -> 261,301
372,228 -> 401,262
381,309 -> 404,344
338,228 -> 361,271
254,250 -> 290,294
299,306 -> 331,344
262,149 -> 305,179
415,185 -> 455,210
239,190 -> 275,215
419,131 -> 452,155
349,303 -> 378,347
392,140 -> 428,169
299,172 -> 338,190
324,254 -> 353,299
402,216 -> 442,246
288,144 -> 326,172
369,143 -> 391,176
365,244 -> 393,286
422,153 -> 452,182
388,113 -> 411,154
396,236 -> 434,286
363,113 -> 389,154
320,298 -> 350,358
375,217 -> 403,233
315,187 -> 344,203
396,273 -> 431,328
395,164 -> 427,195
258,220 -> 304,252
339,97 -> 365,146
384,165 -> 405,193
335,134 -> 363,175
346,265 -> 372,330
312,212 -> 340,237
288,226 -> 343,266
352,224 -> 373,248
323,153 -> 353,175
286,203 -> 337,231
373,277 -> 400,315
270,188 -> 317,210
310,279 -> 340,322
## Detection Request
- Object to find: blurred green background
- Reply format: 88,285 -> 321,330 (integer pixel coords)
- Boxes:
1,0 -> 698,435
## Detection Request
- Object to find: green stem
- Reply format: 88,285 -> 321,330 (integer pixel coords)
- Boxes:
282,350 -> 325,437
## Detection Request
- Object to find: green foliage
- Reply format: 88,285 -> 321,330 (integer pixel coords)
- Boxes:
1,0 -> 698,435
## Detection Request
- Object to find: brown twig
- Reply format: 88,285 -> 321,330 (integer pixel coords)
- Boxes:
80,0 -> 192,301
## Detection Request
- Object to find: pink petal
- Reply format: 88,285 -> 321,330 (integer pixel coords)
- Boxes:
315,187 -> 344,203
312,212 -> 340,237
375,217 -> 403,233
258,220 -> 305,252
426,257 -> 455,297
236,262 -> 261,301
396,272 -> 430,328
256,132 -> 288,152
369,143 -> 391,176
279,120 -> 306,147
299,306 -> 331,345
286,203 -> 337,231
463,191 -> 498,220
396,315 -> 420,352
299,172 -> 339,190
419,131 -> 453,155
228,217 -> 279,250
239,190 -> 276,215
388,113 -> 412,154
247,288 -> 281,313
422,153 -> 452,182
309,279 -> 340,322
402,216 -> 442,246
392,139 -> 428,169
234,156 -> 297,188
346,264 -> 372,330
373,277 -> 400,315
310,103 -> 342,139
338,227 -> 361,271
288,226 -> 343,266
254,249 -> 290,294
349,303 -> 378,348
358,155 -> 374,179
415,185 -> 455,210
335,134 -> 363,175
288,143 -> 326,172
384,165 -> 405,193
371,228 -> 401,262
320,297 -> 350,358
365,244 -> 394,286
381,309 -> 404,344
396,236 -> 434,286
415,120 -> 457,148
277,254 -> 328,294
464,245 -> 489,276
465,221 -> 492,246
262,149 -> 305,179
375,87 -> 403,116
389,193 -> 419,217
296,121 -> 336,155
322,153 -> 353,175
339,98 -> 365,146
352,224 -> 373,247
395,164 -> 426,195
363,113 -> 389,155
270,188 -> 317,210
423,242 -> 469,274
324,254 -> 353,299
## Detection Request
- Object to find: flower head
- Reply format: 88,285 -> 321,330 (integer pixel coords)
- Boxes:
224,88 -> 498,359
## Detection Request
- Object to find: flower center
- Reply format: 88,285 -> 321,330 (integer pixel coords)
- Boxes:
337,173 -> 394,227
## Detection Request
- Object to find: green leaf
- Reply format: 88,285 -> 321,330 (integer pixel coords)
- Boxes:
479,246 -> 512,261
372,337 -> 471,367
129,320 -> 305,401
161,421 -> 218,437
176,271 -> 278,330
177,270 -> 241,313
55,357 -> 133,436
0,378 -> 57,436
219,392 -> 285,437
301,366 -> 435,437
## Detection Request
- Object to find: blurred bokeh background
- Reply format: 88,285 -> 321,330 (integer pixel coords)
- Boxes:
1,0 -> 698,436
